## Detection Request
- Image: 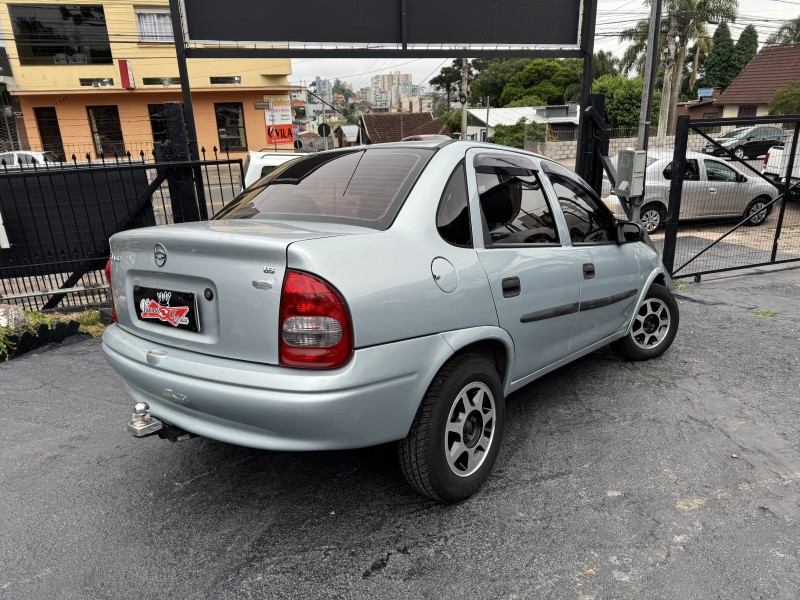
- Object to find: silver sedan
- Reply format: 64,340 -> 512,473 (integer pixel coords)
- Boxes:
103,141 -> 678,502
604,150 -> 777,233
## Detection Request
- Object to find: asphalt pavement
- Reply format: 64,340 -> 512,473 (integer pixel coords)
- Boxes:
1,267 -> 799,600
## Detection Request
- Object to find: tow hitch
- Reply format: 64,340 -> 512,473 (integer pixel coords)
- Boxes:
127,402 -> 162,437
127,402 -> 196,442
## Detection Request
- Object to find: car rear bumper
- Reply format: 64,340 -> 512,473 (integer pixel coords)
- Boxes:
102,324 -> 454,451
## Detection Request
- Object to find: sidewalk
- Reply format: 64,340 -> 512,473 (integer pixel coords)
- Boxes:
673,264 -> 800,319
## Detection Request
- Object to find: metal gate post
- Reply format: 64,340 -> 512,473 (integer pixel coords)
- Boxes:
163,102 -> 202,223
770,121 -> 800,262
662,115 -> 690,275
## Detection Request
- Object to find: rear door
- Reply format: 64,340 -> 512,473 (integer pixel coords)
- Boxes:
467,150 -> 581,381
539,161 -> 641,352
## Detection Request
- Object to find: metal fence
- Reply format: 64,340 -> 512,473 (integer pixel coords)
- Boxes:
0,147 -> 243,311
660,115 -> 800,280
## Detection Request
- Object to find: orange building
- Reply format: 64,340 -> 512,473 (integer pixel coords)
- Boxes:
0,0 -> 298,159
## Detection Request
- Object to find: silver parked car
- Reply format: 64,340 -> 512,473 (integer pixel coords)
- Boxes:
603,150 -> 776,234
102,141 -> 679,502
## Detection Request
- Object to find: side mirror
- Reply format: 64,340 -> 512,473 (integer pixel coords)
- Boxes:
737,173 -> 747,183
617,221 -> 645,244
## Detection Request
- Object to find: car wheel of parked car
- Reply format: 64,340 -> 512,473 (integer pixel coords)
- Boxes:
733,146 -> 745,160
398,353 -> 505,503
743,196 -> 771,226
613,284 -> 679,361
640,203 -> 665,234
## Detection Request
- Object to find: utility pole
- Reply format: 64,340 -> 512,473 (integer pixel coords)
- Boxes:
460,57 -> 469,140
485,97 -> 490,142
657,10 -> 677,147
637,0 -> 663,151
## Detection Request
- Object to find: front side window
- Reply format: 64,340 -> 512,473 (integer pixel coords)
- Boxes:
214,103 -> 247,150
705,160 -> 739,182
541,161 -> 616,245
215,148 -> 433,230
437,163 -> 471,247
475,154 -> 559,246
9,4 -> 112,65
663,159 -> 700,181
134,7 -> 173,42
87,105 -> 124,156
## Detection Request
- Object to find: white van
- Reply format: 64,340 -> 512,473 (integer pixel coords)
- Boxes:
241,151 -> 299,189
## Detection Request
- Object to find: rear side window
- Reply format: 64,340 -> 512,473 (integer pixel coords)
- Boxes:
437,163 -> 471,247
475,153 -> 560,246
215,148 -> 434,230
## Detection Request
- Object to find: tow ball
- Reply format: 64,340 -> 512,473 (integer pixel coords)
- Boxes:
127,402 -> 163,437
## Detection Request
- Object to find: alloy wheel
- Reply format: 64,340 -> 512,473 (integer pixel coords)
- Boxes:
748,201 -> 768,224
631,298 -> 671,350
444,382 -> 496,477
641,209 -> 661,233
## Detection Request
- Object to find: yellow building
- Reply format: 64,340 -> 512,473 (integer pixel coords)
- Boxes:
0,0 -> 296,159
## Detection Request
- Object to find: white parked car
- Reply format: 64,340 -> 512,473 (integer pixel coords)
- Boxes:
0,150 -> 59,168
241,150 -> 299,189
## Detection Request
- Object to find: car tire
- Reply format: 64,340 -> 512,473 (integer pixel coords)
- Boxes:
613,283 -> 679,361
733,146 -> 745,160
640,203 -> 665,234
743,196 -> 771,226
398,353 -> 505,503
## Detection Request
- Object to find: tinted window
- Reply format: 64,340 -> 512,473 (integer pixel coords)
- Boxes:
705,160 -> 739,182
475,154 -> 559,245
663,159 -> 699,181
215,148 -> 433,230
437,163 -> 471,247
541,161 -> 615,244
87,105 -> 124,156
9,5 -> 112,66
214,103 -> 247,150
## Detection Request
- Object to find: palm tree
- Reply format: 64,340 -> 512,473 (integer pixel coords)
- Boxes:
766,16 -> 800,45
619,0 -> 738,134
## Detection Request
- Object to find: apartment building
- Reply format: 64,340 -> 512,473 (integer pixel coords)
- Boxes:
0,0 -> 296,158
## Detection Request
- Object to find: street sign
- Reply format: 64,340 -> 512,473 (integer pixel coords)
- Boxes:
254,101 -> 272,110
318,123 -> 331,137
294,139 -> 303,149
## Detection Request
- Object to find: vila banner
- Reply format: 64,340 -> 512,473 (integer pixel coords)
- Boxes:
263,95 -> 293,145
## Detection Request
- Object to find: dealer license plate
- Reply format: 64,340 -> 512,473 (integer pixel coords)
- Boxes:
133,285 -> 200,332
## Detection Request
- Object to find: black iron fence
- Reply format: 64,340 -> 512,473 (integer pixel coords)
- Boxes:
0,146 -> 243,311
660,115 -> 800,280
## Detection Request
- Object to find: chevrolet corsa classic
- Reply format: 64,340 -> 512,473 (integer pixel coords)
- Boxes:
102,140 -> 679,502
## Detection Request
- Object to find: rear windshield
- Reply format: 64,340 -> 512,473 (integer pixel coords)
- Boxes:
215,148 -> 434,229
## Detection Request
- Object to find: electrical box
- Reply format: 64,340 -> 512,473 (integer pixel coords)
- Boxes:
615,149 -> 647,198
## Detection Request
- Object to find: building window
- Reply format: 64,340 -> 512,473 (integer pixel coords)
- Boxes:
8,4 -> 112,66
738,105 -> 757,118
210,76 -> 241,85
214,103 -> 247,150
79,78 -> 113,87
142,77 -> 180,86
87,105 -> 125,156
134,7 -> 173,43
34,107 -> 65,161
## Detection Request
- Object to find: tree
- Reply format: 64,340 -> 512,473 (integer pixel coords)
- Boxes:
505,95 -> 547,107
430,59 -> 472,105
332,79 -> 352,102
592,75 -> 661,129
733,24 -> 758,75
488,118 -> 545,149
766,16 -> 800,45
593,50 -> 620,79
468,59 -> 529,105
704,22 -> 737,89
768,82 -> 800,115
499,59 -> 582,106
618,20 -> 654,76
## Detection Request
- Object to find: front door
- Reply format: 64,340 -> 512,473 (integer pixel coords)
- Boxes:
34,107 -> 64,161
468,150 -> 581,382
539,161 -> 641,351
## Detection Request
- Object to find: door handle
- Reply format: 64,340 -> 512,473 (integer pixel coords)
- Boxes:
583,263 -> 595,280
708,188 -> 718,194
502,277 -> 521,298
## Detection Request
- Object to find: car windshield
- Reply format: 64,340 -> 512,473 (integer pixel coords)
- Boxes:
720,128 -> 749,138
214,148 -> 434,230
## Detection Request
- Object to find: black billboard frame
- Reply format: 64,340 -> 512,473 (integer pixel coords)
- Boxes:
168,0 -> 598,180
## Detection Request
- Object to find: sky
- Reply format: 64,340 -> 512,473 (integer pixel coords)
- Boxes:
287,0 -> 800,90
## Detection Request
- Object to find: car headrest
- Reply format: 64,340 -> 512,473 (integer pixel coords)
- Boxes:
480,180 -> 522,229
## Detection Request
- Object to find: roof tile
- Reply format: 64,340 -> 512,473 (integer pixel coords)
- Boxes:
716,43 -> 800,106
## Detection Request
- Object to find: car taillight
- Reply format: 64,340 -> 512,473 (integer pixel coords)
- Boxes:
279,270 -> 353,369
105,258 -> 118,323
